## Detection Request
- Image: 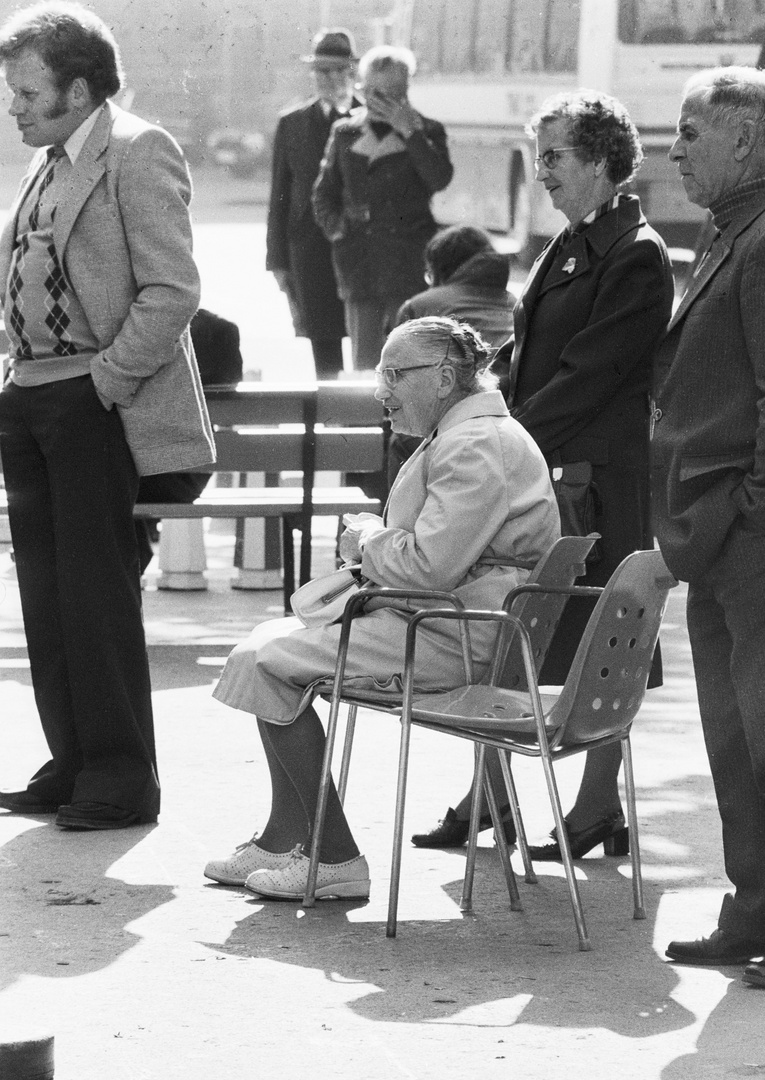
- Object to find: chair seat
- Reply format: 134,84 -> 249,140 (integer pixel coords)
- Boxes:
410,685 -> 562,735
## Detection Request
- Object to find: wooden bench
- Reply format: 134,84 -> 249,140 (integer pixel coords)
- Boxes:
133,382 -> 386,611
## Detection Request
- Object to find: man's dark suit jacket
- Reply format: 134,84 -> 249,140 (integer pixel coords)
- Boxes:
266,97 -> 355,340
653,188 -> 765,583
496,195 -> 674,680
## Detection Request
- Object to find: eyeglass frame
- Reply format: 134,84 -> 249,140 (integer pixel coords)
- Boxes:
533,146 -> 579,171
374,360 -> 443,389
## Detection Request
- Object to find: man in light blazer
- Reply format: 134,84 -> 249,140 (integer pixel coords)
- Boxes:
653,66 -> 765,983
0,3 -> 214,830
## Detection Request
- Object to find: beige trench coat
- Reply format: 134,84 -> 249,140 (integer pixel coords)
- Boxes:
213,391 -> 559,722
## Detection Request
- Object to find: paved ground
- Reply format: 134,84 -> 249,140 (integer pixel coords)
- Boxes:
2,534 -> 765,1080
1,167 -> 764,1079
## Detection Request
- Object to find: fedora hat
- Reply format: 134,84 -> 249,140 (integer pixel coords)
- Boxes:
302,28 -> 358,68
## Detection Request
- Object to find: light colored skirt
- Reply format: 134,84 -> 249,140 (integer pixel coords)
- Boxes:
212,606 -> 496,725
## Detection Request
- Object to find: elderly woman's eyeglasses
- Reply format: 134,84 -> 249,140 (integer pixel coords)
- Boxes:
534,146 -> 578,171
374,361 -> 443,388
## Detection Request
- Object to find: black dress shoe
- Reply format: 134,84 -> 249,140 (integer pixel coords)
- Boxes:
743,960 -> 765,987
411,806 -> 516,848
528,810 -> 629,861
55,802 -> 156,831
0,789 -> 61,814
665,928 -> 765,966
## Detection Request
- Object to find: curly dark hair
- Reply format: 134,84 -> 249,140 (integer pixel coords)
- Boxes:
425,225 -> 495,286
0,1 -> 123,104
526,90 -> 643,186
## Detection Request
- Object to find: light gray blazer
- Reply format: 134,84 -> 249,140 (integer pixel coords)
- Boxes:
0,99 -> 214,475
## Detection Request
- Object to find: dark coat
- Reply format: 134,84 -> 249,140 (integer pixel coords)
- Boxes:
312,109 -> 453,302
266,97 -> 357,339
652,189 -> 765,583
497,195 -> 674,681
395,250 -> 512,348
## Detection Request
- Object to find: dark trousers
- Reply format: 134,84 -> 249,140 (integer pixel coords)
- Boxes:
686,520 -> 765,939
310,337 -> 344,380
0,376 -> 159,817
345,298 -> 408,369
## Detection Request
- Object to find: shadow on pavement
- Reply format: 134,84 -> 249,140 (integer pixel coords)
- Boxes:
0,822 -> 174,993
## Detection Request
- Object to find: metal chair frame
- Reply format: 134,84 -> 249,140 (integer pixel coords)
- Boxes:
302,535 -> 598,934
401,549 -> 677,950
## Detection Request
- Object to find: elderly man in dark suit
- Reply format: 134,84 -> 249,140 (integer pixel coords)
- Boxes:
0,3 -> 213,830
654,66 -> 765,983
266,29 -> 359,378
313,45 -> 453,370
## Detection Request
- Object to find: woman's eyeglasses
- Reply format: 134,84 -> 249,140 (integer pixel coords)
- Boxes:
374,361 -> 443,388
534,146 -> 578,171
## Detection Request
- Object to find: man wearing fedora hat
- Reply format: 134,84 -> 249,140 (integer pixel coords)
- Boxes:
266,29 -> 361,378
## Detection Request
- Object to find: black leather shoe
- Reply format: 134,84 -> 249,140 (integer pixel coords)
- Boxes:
55,802 -> 156,830
743,960 -> 765,987
665,929 -> 765,966
411,806 -> 516,847
0,789 -> 61,814
528,811 -> 629,861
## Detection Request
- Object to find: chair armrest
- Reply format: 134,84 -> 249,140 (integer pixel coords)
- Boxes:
331,587 -> 470,699
501,581 -> 603,613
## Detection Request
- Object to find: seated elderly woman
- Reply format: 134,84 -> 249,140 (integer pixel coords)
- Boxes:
204,315 -> 560,900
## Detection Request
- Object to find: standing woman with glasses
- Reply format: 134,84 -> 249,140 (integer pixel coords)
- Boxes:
412,91 -> 675,860
203,316 -> 559,900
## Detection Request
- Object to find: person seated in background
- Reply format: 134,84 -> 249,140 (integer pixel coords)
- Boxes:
135,307 -> 243,574
397,224 -> 512,346
389,224 -> 513,485
203,315 -> 560,898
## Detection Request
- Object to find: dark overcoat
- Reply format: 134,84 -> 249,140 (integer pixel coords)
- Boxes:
312,110 -> 453,302
497,195 -> 674,681
266,97 -> 354,340
652,191 -> 765,582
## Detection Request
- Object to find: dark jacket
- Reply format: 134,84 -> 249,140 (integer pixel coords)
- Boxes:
312,109 -> 453,302
266,97 -> 358,339
653,188 -> 765,583
496,195 -> 674,680
395,250 -> 512,348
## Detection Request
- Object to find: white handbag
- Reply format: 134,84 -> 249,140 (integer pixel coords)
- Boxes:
290,565 -> 367,628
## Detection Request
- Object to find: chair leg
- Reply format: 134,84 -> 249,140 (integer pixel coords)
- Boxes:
483,761 -> 522,912
303,686 -> 345,909
281,515 -> 296,614
386,709 -> 415,938
621,735 -> 646,920
497,750 -> 537,885
539,753 -> 591,951
337,704 -> 358,804
461,744 -> 486,913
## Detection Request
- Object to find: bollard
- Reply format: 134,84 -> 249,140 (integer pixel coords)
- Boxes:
156,518 -> 208,590
0,1033 -> 55,1079
231,471 -> 282,590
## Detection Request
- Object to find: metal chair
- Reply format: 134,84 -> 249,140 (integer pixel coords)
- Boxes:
303,535 -> 599,932
402,549 -> 677,949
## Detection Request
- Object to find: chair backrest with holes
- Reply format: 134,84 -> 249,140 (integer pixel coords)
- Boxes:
546,549 -> 677,745
491,534 -> 598,691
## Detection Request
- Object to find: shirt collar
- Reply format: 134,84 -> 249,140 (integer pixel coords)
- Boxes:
567,193 -> 622,237
319,96 -> 353,118
61,103 -> 104,164
709,176 -> 765,232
